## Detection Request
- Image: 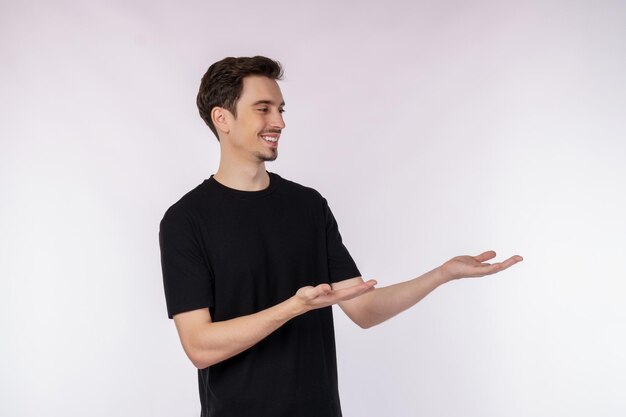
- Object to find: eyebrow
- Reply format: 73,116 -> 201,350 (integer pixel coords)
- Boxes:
251,100 -> 285,107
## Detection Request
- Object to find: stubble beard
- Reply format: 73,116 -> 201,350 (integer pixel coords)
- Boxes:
254,149 -> 278,162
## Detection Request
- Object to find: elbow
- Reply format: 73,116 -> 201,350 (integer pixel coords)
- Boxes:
190,356 -> 211,370
188,350 -> 219,369
187,348 -> 208,369
357,321 -> 376,330
354,313 -> 390,329
346,311 -> 379,329
184,345 -> 219,369
353,318 -> 377,330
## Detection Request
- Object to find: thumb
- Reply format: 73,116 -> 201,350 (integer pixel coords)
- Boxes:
314,283 -> 332,295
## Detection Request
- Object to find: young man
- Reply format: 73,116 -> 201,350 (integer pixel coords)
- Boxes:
159,56 -> 523,417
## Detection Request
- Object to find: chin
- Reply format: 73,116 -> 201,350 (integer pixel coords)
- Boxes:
255,150 -> 278,162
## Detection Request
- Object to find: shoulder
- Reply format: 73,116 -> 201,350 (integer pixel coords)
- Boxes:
160,180 -> 212,227
272,172 -> 326,203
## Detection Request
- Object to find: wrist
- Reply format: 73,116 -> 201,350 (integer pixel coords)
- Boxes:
433,265 -> 453,285
284,295 -> 308,318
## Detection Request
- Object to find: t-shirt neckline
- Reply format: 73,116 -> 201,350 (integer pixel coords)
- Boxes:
207,171 -> 279,199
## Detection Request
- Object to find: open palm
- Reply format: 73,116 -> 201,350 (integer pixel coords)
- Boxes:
442,250 -> 523,280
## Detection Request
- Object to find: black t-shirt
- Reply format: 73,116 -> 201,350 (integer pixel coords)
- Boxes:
159,172 -> 361,417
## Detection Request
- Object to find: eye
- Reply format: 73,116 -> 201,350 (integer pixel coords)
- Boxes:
258,107 -> 269,113
279,108 -> 286,114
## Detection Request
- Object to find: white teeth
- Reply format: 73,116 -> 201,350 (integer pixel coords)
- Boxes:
262,136 -> 278,142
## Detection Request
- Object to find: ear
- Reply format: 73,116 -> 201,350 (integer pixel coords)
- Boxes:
211,107 -> 232,135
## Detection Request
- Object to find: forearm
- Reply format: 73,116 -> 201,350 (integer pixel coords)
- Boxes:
338,250 -> 523,328
342,267 -> 449,329
180,297 -> 305,369
177,279 -> 376,368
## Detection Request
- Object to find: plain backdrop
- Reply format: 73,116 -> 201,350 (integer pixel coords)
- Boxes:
2,1 -> 625,416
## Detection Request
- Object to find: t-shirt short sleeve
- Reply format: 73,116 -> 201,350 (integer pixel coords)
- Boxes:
322,198 -> 361,283
159,208 -> 214,319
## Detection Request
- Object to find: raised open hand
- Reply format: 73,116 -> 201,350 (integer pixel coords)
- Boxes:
440,250 -> 523,281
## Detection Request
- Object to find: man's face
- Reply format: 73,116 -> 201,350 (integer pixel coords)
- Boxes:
225,75 -> 286,162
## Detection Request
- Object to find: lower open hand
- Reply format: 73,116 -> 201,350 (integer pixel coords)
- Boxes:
294,280 -> 377,313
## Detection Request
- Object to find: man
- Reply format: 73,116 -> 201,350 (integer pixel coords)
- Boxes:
159,56 -> 523,417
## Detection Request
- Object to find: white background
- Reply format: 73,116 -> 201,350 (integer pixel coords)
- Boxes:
2,1 -> 625,416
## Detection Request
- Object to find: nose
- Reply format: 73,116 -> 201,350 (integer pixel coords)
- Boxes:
271,110 -> 286,130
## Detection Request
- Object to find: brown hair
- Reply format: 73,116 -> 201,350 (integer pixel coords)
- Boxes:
197,56 -> 284,140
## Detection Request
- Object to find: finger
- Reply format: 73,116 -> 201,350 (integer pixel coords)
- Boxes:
328,281 -> 376,302
299,286 -> 316,299
474,250 -> 497,262
479,255 -> 523,276
314,283 -> 332,295
360,279 -> 378,288
499,255 -> 524,269
302,284 -> 330,299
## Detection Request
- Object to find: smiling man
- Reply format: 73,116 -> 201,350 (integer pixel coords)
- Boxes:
159,56 -> 523,417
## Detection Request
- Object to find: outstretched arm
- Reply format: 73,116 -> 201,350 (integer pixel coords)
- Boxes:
173,279 -> 377,369
333,250 -> 523,329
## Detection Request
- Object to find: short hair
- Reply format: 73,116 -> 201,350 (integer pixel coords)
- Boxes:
197,56 -> 284,140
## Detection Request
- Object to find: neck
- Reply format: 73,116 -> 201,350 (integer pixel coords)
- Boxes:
213,154 -> 270,191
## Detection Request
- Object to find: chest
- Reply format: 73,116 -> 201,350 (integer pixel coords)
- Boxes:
196,197 -> 329,311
